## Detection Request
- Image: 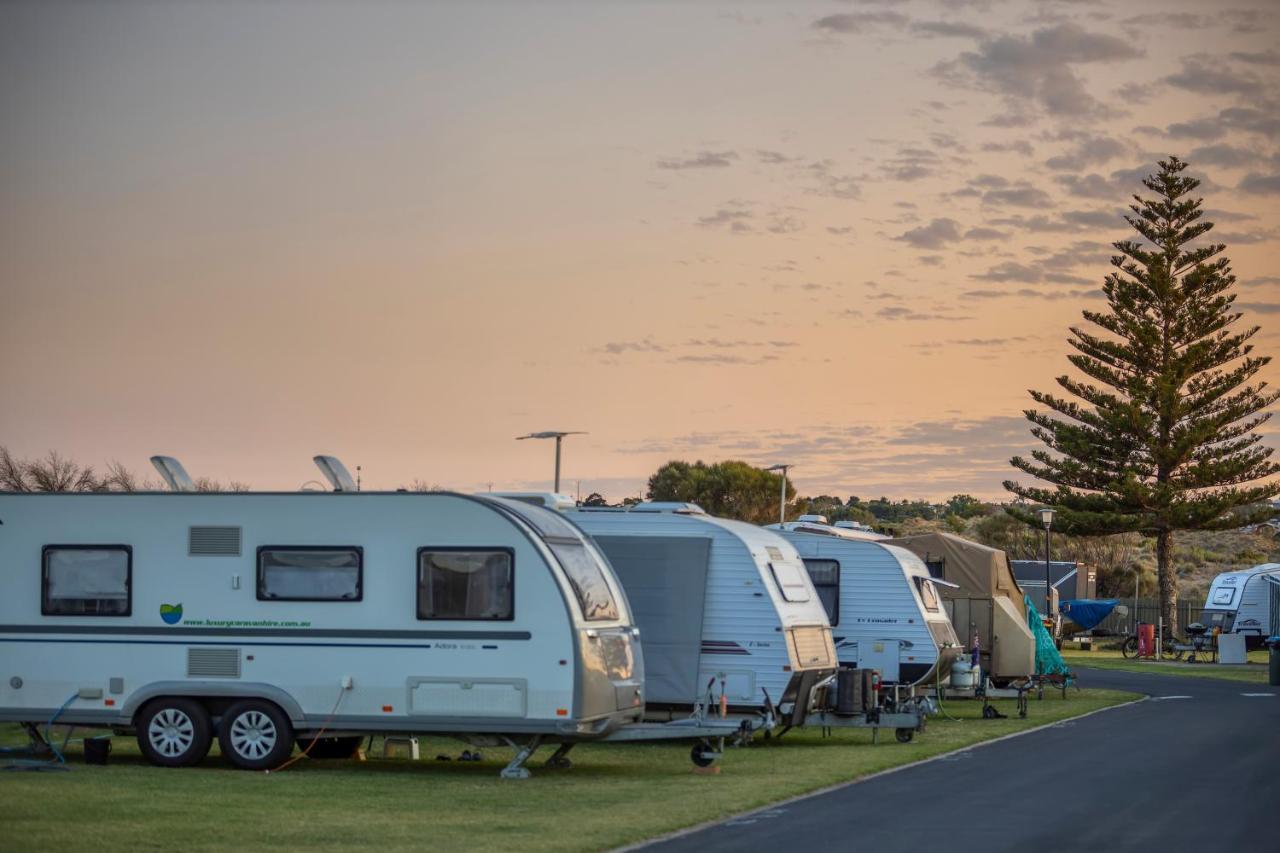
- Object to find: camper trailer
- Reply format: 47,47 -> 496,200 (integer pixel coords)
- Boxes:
565,503 -> 837,726
1200,564 -> 1280,647
767,522 -> 961,687
886,532 -> 1035,684
0,461 -> 735,777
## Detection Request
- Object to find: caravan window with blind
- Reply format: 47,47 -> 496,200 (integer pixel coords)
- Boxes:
257,547 -> 362,601
802,559 -> 840,624
914,576 -> 941,612
417,548 -> 514,620
42,545 -> 132,616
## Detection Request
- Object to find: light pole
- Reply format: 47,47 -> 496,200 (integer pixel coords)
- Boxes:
1037,507 -> 1055,623
766,464 -> 792,525
515,431 -> 586,493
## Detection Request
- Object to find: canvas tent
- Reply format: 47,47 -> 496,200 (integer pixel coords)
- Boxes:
886,532 -> 1035,682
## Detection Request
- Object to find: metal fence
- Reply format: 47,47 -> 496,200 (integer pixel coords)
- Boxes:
1085,597 -> 1205,638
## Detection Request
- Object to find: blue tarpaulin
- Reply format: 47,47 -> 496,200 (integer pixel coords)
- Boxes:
1060,599 -> 1120,631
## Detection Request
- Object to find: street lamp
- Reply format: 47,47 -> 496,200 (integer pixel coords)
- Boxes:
515,431 -> 586,493
766,464 -> 793,526
1037,507 -> 1055,622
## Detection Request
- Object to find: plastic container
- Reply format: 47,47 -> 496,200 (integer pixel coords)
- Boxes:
84,736 -> 112,765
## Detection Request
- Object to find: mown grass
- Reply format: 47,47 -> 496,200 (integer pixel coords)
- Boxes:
1062,646 -> 1271,684
0,688 -> 1133,852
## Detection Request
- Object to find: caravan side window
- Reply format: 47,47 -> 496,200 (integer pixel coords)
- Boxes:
418,548 -> 514,621
802,559 -> 840,625
914,577 -> 941,612
42,546 -> 132,616
258,547 -> 363,601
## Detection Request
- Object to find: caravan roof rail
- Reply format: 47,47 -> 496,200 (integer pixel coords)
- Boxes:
313,455 -> 357,492
630,501 -> 706,514
150,456 -> 196,492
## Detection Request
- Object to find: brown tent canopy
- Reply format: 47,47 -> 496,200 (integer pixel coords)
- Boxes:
886,532 -> 1025,617
886,532 -> 1034,681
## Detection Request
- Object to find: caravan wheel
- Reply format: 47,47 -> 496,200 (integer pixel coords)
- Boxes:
219,700 -> 294,770
136,698 -> 213,768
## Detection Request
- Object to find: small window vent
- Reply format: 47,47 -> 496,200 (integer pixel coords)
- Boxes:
189,526 -> 242,556
187,648 -> 241,678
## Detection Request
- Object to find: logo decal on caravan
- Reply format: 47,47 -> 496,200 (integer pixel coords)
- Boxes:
160,603 -> 184,625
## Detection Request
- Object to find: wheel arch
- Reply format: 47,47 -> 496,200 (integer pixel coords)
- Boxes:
124,681 -> 306,725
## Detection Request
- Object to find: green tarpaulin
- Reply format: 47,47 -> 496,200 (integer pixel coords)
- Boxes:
1024,595 -> 1071,678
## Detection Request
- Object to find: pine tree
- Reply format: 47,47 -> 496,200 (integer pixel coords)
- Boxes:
1004,156 -> 1279,637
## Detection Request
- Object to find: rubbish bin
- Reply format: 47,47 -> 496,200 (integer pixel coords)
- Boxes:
1267,636 -> 1280,687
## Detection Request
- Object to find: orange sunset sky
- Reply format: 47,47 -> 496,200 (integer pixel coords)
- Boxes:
2,0 -> 1278,501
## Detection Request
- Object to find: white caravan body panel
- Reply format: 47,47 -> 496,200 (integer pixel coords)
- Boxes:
567,509 -> 835,711
0,492 -> 643,739
774,529 -> 961,685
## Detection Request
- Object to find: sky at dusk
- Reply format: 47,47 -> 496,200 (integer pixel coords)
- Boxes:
2,0 -> 1278,501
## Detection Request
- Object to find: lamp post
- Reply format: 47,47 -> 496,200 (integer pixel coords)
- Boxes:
1037,507 -> 1055,621
515,431 -> 586,493
766,464 -> 792,525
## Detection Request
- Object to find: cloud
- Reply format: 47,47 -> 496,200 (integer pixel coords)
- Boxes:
972,261 -> 1046,284
826,225 -> 854,235
1054,173 -> 1120,200
980,140 -> 1035,157
876,305 -> 974,321
657,150 -> 739,170
1229,49 -> 1280,66
894,217 -> 962,249
964,226 -> 1008,240
1120,12 -> 1211,30
982,186 -> 1055,207
1238,302 -> 1280,315
961,287 -> 1102,301
756,150 -> 796,164
596,339 -> 666,355
1187,144 -> 1267,169
806,160 -> 862,199
911,21 -> 988,39
1162,107 -> 1280,141
969,173 -> 1010,189
812,12 -> 909,34
1238,173 -> 1280,195
1043,135 -> 1128,170
697,206 -> 753,232
1163,55 -> 1267,98
933,23 -> 1143,118
767,215 -> 805,234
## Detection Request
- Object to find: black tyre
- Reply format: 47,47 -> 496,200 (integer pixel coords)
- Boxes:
219,699 -> 294,770
1120,637 -> 1139,659
895,728 -> 914,744
296,735 -> 363,760
690,742 -> 717,768
136,698 -> 214,768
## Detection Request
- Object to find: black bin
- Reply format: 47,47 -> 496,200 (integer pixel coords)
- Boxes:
1266,636 -> 1280,687
834,668 -> 863,716
84,736 -> 112,765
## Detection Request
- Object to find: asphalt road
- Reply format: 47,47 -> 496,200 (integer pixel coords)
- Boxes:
641,667 -> 1278,853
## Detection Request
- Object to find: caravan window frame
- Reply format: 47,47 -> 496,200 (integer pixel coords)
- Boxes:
914,576 -> 941,613
41,544 -> 133,617
801,558 -> 840,625
416,546 -> 515,622
256,545 -> 364,602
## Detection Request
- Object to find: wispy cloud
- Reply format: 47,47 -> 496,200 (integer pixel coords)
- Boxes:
657,150 -> 739,170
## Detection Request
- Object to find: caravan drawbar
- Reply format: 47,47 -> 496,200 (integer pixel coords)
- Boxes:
0,484 -> 733,776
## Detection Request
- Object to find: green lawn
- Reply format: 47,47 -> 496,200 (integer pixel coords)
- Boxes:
1062,646 -> 1272,684
1,689 -> 1133,852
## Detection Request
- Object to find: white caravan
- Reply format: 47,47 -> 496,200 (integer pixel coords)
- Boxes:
1200,564 -> 1280,647
0,481 -> 690,776
566,503 -> 837,726
768,522 -> 961,686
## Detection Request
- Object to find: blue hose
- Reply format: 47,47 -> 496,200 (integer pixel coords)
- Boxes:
43,692 -> 80,765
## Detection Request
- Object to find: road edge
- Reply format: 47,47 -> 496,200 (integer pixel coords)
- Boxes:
615,693 -> 1147,852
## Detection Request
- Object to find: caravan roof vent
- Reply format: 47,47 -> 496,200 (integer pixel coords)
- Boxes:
151,456 -> 195,492
630,502 -> 707,515
490,492 -> 576,511
797,514 -> 829,524
313,455 -> 357,492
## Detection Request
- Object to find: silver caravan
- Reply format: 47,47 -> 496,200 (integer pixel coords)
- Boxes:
768,521 -> 962,686
1200,564 -> 1280,647
566,503 -> 837,725
0,483 -> 668,777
